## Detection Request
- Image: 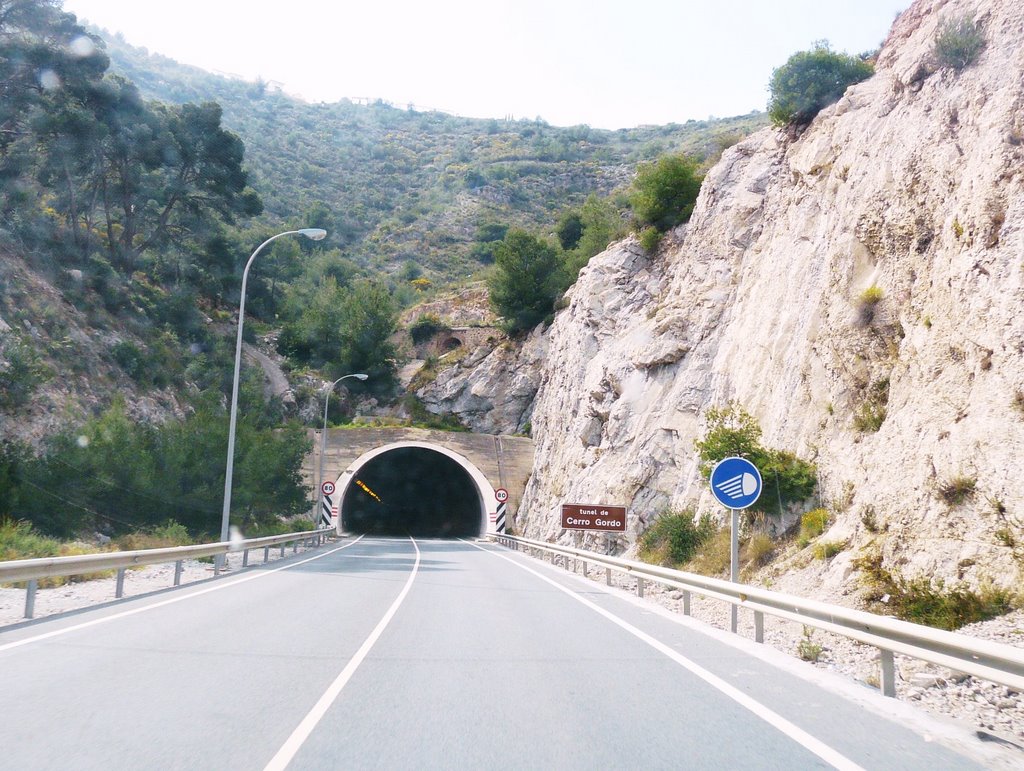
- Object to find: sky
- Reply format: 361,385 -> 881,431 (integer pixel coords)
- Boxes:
62,0 -> 910,130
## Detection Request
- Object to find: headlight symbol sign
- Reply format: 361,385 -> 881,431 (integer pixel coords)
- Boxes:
710,456 -> 763,510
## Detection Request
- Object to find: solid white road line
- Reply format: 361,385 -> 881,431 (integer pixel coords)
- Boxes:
262,536 -> 422,771
468,540 -> 865,771
0,535 -> 366,654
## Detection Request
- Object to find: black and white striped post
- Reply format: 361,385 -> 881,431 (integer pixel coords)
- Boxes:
320,481 -> 336,530
494,487 -> 509,534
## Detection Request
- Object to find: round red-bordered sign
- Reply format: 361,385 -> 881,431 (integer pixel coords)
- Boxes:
494,488 -> 509,502
321,481 -> 336,496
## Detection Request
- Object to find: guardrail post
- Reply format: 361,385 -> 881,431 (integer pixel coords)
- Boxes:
264,546 -> 270,564
606,567 -> 611,586
242,549 -> 249,567
173,560 -> 183,586
292,541 -> 298,554
115,568 -> 126,599
754,611 -> 764,643
582,560 -> 588,576
280,544 -> 286,558
25,579 -> 37,619
682,590 -> 690,615
879,649 -> 896,697
636,576 -> 644,598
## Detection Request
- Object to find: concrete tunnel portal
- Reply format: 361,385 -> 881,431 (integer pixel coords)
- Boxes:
335,442 -> 495,537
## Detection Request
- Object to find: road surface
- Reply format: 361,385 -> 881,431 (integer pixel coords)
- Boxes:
0,537 -> 993,769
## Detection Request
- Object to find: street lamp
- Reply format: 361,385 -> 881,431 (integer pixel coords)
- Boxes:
316,373 -> 369,527
217,228 -> 327,572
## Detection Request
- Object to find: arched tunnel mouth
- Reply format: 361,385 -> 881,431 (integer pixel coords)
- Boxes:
341,447 -> 482,537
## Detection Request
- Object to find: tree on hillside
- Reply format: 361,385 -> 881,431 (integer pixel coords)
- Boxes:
768,42 -> 873,127
277,278 -> 398,388
332,279 -> 398,385
564,194 -> 627,278
555,209 -> 584,251
3,396 -> 311,538
488,229 -> 565,333
629,153 -> 703,234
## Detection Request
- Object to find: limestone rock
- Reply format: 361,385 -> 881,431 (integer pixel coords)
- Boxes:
417,326 -> 547,435
513,0 -> 1024,595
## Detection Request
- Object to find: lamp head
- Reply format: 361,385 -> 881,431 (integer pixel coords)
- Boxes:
298,228 -> 327,241
351,373 -> 369,381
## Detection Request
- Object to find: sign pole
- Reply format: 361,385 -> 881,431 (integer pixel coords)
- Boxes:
730,507 -> 739,633
708,456 -> 763,637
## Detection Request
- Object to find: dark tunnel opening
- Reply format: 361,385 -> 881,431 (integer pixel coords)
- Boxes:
341,447 -> 482,537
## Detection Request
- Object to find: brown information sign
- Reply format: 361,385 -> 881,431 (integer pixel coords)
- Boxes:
561,503 -> 627,532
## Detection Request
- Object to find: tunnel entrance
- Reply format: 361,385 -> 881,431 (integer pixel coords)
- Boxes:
338,444 -> 487,537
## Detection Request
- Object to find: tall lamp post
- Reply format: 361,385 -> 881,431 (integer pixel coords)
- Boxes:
217,228 -> 327,572
316,373 -> 369,526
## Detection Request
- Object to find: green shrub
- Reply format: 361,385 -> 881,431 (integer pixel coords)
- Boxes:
813,540 -> 845,560
797,626 -> 823,662
487,229 -> 567,333
111,340 -> 145,381
768,42 -> 874,126
638,226 -> 662,253
858,285 -> 884,305
855,285 -> 884,325
853,379 -> 889,433
934,16 -> 985,71
695,402 -> 817,516
402,394 -> 468,432
115,520 -> 193,551
409,314 -> 447,345
629,153 -> 703,233
0,518 -> 61,561
855,551 -> 1017,630
0,337 -> 52,409
639,509 -> 716,566
938,474 -> 977,506
800,508 -> 829,542
0,519 -> 114,587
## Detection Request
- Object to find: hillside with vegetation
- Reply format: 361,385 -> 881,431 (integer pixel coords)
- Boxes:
0,0 -> 769,547
96,29 -> 767,285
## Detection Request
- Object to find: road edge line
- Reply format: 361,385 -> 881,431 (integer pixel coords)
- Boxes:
0,536 -> 365,654
467,539 -> 864,771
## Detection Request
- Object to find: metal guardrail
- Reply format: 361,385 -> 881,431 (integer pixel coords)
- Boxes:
0,528 -> 334,620
493,533 -> 1024,697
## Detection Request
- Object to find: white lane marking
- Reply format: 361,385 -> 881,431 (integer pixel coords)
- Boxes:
468,540 -> 864,771
263,536 -> 421,771
0,536 -> 366,654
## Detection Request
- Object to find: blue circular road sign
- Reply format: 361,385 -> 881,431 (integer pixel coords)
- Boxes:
709,456 -> 763,510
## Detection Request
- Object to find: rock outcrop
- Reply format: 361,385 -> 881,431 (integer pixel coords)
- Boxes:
417,326 -> 547,435
517,0 -> 1024,592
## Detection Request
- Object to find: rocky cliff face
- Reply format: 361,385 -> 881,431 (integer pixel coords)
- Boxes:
417,327 -> 547,435
517,0 -> 1024,592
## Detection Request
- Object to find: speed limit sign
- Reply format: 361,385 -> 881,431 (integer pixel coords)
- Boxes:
495,488 -> 509,502
321,481 -> 336,496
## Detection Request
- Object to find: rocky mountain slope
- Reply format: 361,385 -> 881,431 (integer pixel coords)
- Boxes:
501,0 -> 1024,593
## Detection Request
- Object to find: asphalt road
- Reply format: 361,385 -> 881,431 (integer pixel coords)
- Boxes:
0,537 -> 992,769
